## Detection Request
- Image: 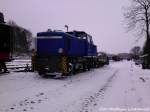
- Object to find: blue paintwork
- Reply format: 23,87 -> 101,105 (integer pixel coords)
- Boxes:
37,38 -> 65,56
36,31 -> 97,57
68,38 -> 86,56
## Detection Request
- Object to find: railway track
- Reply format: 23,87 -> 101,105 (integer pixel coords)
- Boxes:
6,59 -> 32,72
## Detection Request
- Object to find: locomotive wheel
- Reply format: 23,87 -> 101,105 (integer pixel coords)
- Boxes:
68,63 -> 74,75
82,62 -> 87,72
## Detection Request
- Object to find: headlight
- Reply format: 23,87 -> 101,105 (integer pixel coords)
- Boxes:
58,48 -> 63,53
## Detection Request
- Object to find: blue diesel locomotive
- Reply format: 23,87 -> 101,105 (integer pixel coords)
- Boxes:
33,30 -> 106,77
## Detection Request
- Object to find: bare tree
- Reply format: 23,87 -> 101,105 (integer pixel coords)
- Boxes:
124,0 -> 150,68
124,0 -> 150,41
130,46 -> 141,55
7,20 -> 33,54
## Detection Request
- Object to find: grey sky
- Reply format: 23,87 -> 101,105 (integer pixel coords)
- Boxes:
0,0 -> 145,53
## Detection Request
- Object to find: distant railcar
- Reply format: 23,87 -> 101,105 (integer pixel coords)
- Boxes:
97,52 -> 109,66
33,30 -> 107,77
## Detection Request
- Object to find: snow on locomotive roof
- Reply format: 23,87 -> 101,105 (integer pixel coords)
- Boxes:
67,31 -> 92,37
37,31 -> 75,38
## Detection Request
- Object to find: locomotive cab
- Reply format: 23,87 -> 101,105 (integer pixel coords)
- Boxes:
67,31 -> 97,56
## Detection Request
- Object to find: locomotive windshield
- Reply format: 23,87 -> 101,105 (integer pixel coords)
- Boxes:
67,31 -> 87,39
77,33 -> 87,39
67,31 -> 94,44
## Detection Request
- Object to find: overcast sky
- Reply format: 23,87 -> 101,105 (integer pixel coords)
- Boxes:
0,0 -> 145,53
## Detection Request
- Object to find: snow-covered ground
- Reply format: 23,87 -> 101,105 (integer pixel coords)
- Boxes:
0,60 -> 150,112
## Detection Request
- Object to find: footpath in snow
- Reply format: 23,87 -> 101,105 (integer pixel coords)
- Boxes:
0,61 -> 150,112
92,61 -> 150,112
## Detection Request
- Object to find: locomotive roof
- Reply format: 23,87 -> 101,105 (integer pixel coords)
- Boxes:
66,31 -> 92,37
67,31 -> 87,34
67,31 -> 86,35
37,31 -> 75,38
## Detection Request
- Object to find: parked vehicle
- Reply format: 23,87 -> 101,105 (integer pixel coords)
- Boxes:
97,52 -> 109,66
